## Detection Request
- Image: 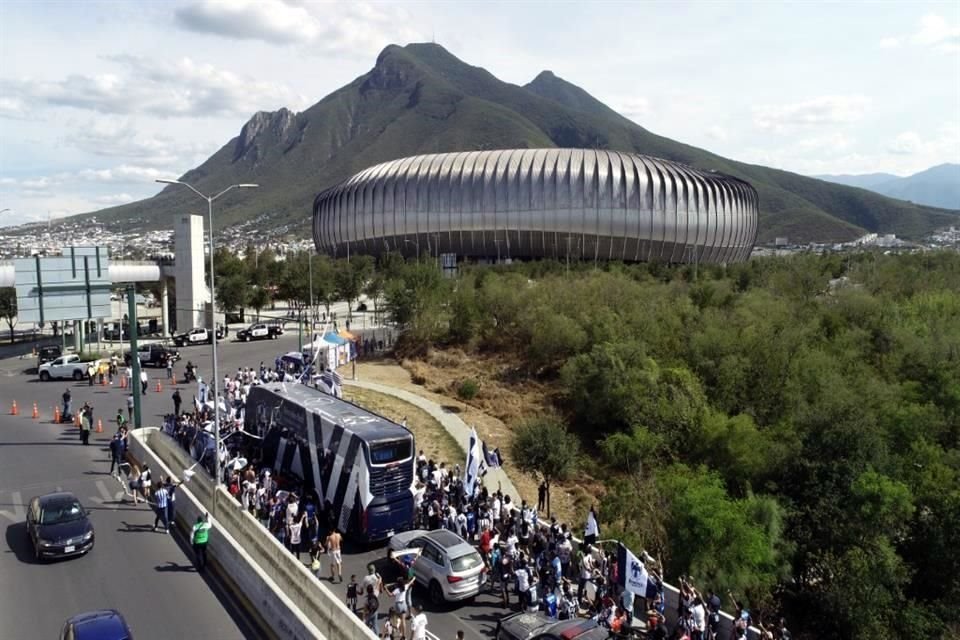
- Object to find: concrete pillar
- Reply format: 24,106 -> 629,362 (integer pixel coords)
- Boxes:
174,214 -> 206,332
161,279 -> 170,337
72,320 -> 81,351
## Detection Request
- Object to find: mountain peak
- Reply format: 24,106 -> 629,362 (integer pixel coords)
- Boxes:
234,107 -> 296,163
524,70 -> 627,123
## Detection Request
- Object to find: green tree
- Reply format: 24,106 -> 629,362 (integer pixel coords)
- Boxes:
249,286 -> 270,320
0,287 -> 17,343
334,256 -> 374,319
215,273 -> 249,316
509,416 -> 579,518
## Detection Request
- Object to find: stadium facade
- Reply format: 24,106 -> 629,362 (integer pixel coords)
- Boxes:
312,149 -> 758,264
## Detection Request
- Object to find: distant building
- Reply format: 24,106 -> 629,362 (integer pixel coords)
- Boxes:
312,149 -> 759,264
775,236 -> 789,247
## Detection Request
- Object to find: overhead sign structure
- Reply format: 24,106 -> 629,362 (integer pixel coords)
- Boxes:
14,247 -> 112,324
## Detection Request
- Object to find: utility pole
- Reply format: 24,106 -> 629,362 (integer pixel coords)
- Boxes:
126,285 -> 142,429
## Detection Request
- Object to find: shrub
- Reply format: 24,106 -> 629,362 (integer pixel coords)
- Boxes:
457,378 -> 479,400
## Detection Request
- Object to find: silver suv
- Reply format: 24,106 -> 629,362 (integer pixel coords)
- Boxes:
388,529 -> 486,604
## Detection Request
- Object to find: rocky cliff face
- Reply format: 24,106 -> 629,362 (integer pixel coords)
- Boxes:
233,108 -> 298,163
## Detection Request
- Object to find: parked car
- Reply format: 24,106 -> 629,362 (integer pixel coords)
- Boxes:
236,322 -> 283,342
102,324 -> 141,341
26,491 -> 94,561
123,343 -> 180,368
387,529 -> 486,604
496,613 -> 605,640
172,325 -> 225,347
38,354 -> 97,381
36,344 -> 62,368
60,609 -> 132,640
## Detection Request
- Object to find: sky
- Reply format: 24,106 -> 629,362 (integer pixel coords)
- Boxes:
1,0 -> 958,227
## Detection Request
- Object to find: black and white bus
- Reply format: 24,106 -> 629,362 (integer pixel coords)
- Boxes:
246,382 -> 416,541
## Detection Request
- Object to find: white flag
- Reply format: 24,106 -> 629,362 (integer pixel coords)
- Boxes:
618,543 -> 650,598
463,427 -> 484,497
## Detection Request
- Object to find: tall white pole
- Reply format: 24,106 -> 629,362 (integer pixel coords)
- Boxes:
208,196 -> 221,494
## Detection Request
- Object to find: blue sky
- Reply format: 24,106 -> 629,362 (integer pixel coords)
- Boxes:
1,0 -> 958,227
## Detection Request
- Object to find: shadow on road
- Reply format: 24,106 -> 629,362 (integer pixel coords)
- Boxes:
4,522 -> 35,564
156,560 -> 197,572
117,521 -> 156,533
0,442 -> 79,446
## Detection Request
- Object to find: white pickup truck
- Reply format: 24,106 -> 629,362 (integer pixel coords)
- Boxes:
38,354 -> 97,382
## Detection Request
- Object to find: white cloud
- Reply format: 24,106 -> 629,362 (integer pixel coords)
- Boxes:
77,164 -> 167,183
753,96 -> 870,132
881,14 -> 960,54
94,193 -> 135,205
0,55 -> 308,119
705,125 -> 728,142
913,14 -> 960,53
63,117 -> 217,166
797,133 -> 853,151
888,131 -> 923,155
174,0 -> 421,56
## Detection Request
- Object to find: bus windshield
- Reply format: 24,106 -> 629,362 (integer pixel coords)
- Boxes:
369,440 -> 412,464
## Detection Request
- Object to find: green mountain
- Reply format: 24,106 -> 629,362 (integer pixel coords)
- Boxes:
81,43 -> 959,243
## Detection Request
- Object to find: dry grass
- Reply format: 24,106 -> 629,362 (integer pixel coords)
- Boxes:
342,386 -> 464,470
354,355 -> 603,526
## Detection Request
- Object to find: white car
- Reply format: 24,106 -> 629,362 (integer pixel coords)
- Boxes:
38,354 -> 97,382
388,529 -> 486,605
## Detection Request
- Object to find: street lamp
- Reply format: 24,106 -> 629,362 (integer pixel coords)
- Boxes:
156,179 -> 258,494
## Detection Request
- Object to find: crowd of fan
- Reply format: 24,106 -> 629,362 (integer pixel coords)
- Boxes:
154,361 -> 790,640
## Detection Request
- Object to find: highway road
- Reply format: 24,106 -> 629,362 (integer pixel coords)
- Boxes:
0,326 -> 511,639
0,362 -> 257,638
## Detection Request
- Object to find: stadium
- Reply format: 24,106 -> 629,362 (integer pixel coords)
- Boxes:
312,149 -> 758,264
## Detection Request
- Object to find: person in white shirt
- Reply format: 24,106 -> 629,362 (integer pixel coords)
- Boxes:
410,606 -> 428,640
491,496 -> 502,525
514,562 -> 531,609
584,505 -> 600,547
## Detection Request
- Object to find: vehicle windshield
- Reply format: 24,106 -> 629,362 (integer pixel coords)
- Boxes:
450,552 -> 482,572
369,439 -> 412,464
40,501 -> 85,525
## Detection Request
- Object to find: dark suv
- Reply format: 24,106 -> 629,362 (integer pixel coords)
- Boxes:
36,344 -> 62,368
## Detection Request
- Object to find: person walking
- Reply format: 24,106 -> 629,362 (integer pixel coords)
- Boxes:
126,394 -> 134,423
192,513 -> 211,571
109,432 -> 124,477
140,369 -> 148,395
166,358 -> 173,381
139,463 -> 152,501
152,482 -> 170,533
584,505 -> 599,548
363,584 -> 380,635
326,528 -> 343,583
538,482 -> 547,512
79,404 -> 91,445
164,476 -> 180,529
172,388 -> 182,416
87,361 -> 96,386
410,605 -> 429,640
62,388 -> 72,421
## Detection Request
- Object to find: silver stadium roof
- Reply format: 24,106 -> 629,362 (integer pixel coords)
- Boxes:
313,149 -> 758,264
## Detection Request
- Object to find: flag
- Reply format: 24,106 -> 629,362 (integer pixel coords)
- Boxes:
463,427 -> 484,497
482,440 -> 502,468
394,547 -> 422,566
617,543 -> 650,598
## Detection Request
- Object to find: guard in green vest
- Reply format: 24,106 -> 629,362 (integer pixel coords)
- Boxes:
192,513 -> 212,571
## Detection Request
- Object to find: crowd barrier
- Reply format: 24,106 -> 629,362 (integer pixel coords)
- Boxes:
128,427 -> 377,640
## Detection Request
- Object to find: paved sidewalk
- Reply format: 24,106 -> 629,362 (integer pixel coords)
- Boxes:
342,377 -> 522,501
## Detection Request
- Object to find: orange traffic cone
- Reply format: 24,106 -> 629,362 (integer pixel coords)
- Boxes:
96,418 -> 103,433
101,375 -> 107,386
74,413 -> 80,427
54,406 -> 61,423
156,380 -> 162,392
120,376 -> 127,389
172,374 -> 177,385
32,402 -> 39,419
10,400 -> 18,416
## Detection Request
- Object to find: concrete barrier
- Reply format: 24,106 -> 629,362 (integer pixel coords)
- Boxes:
129,428 -> 377,640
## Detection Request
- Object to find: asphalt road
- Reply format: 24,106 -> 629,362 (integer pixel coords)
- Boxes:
1,329 -> 511,639
0,363 -> 257,639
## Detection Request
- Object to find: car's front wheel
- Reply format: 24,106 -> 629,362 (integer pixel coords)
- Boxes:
429,580 -> 445,605
39,371 -> 50,382
72,370 -> 83,381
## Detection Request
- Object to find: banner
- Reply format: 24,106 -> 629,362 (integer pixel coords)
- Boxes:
463,427 -> 484,497
617,543 -> 650,598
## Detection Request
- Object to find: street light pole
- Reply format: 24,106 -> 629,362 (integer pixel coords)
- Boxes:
156,179 -> 258,499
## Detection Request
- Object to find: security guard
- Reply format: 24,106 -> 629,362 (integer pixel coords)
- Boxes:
191,513 -> 212,571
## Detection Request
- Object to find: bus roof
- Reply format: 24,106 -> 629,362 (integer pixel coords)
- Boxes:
252,382 -> 411,443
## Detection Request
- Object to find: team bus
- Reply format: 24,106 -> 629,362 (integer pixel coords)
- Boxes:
245,382 -> 416,542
